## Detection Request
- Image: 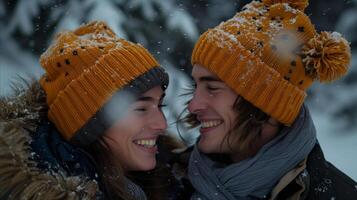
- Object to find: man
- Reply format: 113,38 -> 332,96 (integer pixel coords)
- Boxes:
177,0 -> 357,199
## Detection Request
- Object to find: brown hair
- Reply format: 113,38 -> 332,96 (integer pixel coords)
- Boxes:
83,137 -> 133,200
182,95 -> 272,156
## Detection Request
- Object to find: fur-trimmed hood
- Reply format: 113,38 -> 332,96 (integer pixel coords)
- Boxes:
0,81 -> 99,199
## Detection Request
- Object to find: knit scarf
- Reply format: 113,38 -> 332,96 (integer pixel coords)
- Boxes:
188,105 -> 317,200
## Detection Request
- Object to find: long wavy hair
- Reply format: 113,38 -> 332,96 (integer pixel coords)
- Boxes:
84,137 -> 132,200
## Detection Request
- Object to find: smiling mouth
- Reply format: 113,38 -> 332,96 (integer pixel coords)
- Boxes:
200,120 -> 223,129
133,139 -> 157,148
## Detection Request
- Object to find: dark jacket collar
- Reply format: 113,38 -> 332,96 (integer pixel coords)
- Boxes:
30,119 -> 102,185
277,143 -> 357,200
305,143 -> 357,199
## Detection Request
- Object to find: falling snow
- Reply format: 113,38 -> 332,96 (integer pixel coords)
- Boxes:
0,0 -> 356,182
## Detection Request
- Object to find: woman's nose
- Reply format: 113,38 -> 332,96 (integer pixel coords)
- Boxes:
150,110 -> 168,131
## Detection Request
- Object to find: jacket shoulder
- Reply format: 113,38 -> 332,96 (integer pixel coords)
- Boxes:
306,143 -> 357,200
0,81 -> 100,199
0,121 -> 99,199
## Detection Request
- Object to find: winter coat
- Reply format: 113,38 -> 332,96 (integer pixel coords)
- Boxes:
271,143 -> 357,200
0,82 -> 101,199
0,81 -> 184,200
172,144 -> 357,200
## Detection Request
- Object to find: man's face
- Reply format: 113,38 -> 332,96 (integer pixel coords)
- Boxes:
188,64 -> 239,154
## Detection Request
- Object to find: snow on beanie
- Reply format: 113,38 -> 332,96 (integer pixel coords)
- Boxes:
39,21 -> 168,146
191,0 -> 351,125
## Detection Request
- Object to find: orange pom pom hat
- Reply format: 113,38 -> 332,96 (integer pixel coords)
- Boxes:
192,0 -> 351,125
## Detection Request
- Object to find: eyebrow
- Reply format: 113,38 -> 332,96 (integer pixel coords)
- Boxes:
136,93 -> 166,102
198,76 -> 222,82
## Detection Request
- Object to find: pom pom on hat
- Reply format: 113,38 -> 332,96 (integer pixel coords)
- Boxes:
302,31 -> 351,82
262,0 -> 309,11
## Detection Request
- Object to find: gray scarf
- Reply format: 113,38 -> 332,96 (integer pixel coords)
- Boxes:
188,105 -> 317,200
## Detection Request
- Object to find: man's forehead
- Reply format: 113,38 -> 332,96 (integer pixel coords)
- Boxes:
192,64 -> 220,81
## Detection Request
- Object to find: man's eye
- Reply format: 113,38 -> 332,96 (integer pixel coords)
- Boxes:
134,108 -> 147,112
207,85 -> 219,91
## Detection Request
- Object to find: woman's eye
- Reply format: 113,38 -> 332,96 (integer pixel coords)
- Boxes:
158,104 -> 167,109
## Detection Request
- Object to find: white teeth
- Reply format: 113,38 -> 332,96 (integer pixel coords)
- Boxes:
134,139 -> 156,147
201,120 -> 222,128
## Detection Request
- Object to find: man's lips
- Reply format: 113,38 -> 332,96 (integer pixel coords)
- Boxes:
199,119 -> 223,133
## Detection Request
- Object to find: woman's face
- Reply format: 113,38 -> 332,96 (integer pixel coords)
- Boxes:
188,64 -> 238,154
104,86 -> 167,171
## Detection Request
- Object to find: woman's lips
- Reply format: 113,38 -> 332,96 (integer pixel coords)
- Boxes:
133,138 -> 158,154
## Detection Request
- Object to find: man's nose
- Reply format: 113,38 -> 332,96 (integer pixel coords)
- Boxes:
188,90 -> 207,114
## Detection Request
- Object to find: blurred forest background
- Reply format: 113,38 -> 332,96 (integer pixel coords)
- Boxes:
0,0 -> 356,180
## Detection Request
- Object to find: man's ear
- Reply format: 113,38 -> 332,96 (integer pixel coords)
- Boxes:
260,117 -> 281,142
265,117 -> 281,127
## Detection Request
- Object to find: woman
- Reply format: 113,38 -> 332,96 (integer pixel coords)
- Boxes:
0,21 -> 174,199
178,0 -> 357,199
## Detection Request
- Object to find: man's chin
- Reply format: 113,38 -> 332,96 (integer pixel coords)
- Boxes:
198,141 -> 216,154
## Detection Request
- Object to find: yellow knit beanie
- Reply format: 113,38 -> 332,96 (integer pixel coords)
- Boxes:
40,21 -> 168,145
192,0 -> 351,125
